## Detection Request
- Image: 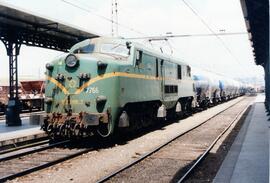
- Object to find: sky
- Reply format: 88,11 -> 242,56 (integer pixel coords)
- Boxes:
0,0 -> 264,85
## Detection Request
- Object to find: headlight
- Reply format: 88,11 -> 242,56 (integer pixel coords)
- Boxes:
45,97 -> 53,104
46,63 -> 54,70
65,54 -> 78,68
97,61 -> 108,69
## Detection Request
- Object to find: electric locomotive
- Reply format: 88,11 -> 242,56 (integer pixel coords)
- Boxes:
43,37 -> 196,138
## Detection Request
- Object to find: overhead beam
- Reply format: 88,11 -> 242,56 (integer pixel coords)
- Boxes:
240,0 -> 269,66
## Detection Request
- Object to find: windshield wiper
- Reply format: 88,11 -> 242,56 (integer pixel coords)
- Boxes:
98,52 -> 122,60
110,44 -> 122,50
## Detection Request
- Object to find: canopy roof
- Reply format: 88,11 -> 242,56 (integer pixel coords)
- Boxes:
0,2 -> 99,52
241,0 -> 269,66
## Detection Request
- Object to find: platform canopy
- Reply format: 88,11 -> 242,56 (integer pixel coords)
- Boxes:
240,0 -> 269,66
0,2 -> 99,52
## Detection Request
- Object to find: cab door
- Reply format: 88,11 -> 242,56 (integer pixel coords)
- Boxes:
160,59 -> 165,100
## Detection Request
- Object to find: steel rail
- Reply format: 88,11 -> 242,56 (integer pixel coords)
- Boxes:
177,101 -> 251,182
0,147 -> 93,182
0,138 -> 49,155
96,98 -> 246,183
0,140 -> 70,162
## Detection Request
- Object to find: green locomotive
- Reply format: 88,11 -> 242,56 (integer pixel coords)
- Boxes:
43,37 -> 196,137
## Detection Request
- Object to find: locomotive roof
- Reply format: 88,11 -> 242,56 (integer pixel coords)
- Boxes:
131,41 -> 188,66
71,37 -> 189,66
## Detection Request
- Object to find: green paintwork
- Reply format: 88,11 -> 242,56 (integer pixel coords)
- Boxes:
45,37 -> 195,134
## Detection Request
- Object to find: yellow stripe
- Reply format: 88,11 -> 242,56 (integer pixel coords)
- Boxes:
46,72 -> 188,95
47,76 -> 69,94
75,72 -> 163,94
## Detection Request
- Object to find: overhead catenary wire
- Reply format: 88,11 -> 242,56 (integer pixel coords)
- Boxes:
61,0 -> 252,78
125,32 -> 247,40
181,0 -> 251,75
60,0 -> 147,36
60,0 -> 167,52
168,39 -> 211,71
61,0 -> 172,50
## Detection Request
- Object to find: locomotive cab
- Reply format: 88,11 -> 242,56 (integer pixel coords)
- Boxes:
43,37 -> 134,138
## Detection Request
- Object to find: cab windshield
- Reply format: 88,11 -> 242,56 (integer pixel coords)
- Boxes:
72,44 -> 95,54
100,43 -> 129,57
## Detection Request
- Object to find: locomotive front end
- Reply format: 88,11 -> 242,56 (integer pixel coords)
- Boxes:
43,38 -> 130,138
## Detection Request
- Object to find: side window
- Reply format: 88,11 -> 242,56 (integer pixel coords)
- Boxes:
156,58 -> 159,77
177,65 -> 182,79
135,50 -> 143,65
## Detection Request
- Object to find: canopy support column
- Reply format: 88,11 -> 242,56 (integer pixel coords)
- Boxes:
1,38 -> 22,126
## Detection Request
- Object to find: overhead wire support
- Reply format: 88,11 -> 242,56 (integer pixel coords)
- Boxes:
61,0 -> 146,36
111,0 -> 114,36
115,0 -> 118,36
111,0 -> 119,37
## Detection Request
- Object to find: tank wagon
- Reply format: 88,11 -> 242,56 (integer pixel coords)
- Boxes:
192,68 -> 245,108
192,68 -> 221,107
43,37 -> 196,138
219,77 -> 241,101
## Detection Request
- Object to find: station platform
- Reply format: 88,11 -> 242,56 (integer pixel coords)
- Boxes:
0,116 -> 46,148
214,94 -> 269,183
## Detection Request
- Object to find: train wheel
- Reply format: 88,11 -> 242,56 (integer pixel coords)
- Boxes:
64,124 -> 71,138
59,124 -> 65,137
73,124 -> 81,137
47,124 -> 53,134
47,124 -> 56,139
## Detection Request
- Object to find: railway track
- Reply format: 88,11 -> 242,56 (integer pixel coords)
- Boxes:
0,97 -> 251,182
0,139 -> 50,155
96,97 -> 252,183
0,139 -> 93,182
